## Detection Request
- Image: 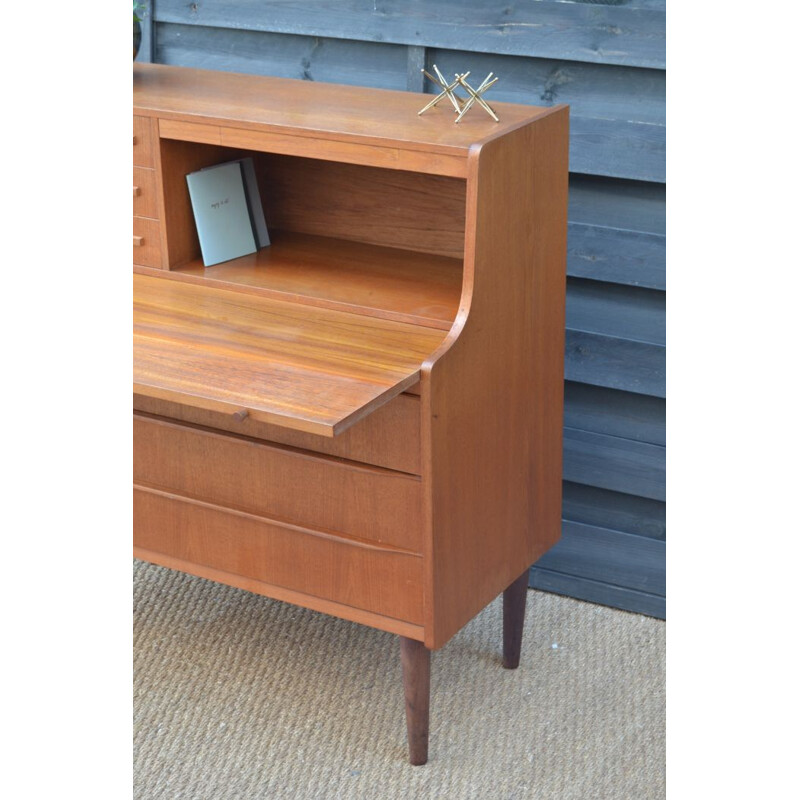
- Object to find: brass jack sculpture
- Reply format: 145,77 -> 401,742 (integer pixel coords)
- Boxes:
418,64 -> 500,123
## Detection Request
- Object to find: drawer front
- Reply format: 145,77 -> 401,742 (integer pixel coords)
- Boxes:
133,216 -> 161,267
133,115 -> 155,167
134,486 -> 424,625
133,392 -> 421,475
134,414 -> 423,552
133,166 -> 158,219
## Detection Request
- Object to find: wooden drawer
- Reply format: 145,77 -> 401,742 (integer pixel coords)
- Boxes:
133,216 -> 161,267
133,166 -> 158,219
133,115 -> 155,167
133,392 -> 421,475
134,486 -> 423,625
133,413 -> 423,552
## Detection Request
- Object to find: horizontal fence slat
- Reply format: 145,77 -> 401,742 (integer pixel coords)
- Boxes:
153,22 -> 665,181
156,24 -> 409,90
530,567 -> 665,619
565,330 -> 665,397
570,175 -> 664,235
568,116 -> 664,182
562,481 -> 665,541
535,520 -> 665,596
564,382 -> 665,446
568,222 -> 665,289
155,24 -> 666,122
155,0 -> 666,69
568,177 -> 665,288
563,427 -> 665,501
567,279 -> 664,345
431,49 -> 664,182
429,49 -> 664,124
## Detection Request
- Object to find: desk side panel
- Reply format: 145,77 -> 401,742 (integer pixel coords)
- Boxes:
422,107 -> 569,649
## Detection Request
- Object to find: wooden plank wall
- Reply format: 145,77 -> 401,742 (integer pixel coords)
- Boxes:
139,0 -> 666,619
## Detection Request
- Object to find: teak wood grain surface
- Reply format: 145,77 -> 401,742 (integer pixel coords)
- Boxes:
132,63 -> 568,765
254,156 -> 467,260
134,413 -> 423,552
133,273 -> 446,436
135,62 -> 548,160
133,392 -> 422,475
146,231 -> 462,330
421,106 -> 569,649
134,487 -> 424,626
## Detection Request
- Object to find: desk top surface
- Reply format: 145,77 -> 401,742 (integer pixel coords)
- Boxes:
133,274 -> 447,437
134,63 -> 552,157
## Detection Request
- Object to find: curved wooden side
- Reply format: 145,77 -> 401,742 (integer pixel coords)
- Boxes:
421,106 -> 569,650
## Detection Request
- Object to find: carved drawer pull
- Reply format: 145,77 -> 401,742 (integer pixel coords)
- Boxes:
133,186 -> 141,196
133,235 -> 144,247
232,409 -> 250,421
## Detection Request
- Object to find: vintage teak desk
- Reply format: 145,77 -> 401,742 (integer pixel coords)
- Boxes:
133,63 -> 568,765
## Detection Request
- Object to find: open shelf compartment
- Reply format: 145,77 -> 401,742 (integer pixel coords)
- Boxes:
153,141 -> 467,329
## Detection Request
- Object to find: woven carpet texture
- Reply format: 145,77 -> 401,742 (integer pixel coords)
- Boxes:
134,560 -> 665,799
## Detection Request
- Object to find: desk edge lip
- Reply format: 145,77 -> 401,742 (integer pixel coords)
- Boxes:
132,105 -> 560,164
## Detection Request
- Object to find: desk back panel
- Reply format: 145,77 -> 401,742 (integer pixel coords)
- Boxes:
255,154 -> 466,259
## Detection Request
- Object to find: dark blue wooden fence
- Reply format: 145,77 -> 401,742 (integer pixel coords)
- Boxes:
138,0 -> 666,618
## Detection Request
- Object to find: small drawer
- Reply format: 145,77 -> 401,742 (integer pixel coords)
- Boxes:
133,413 -> 423,553
133,167 -> 158,219
133,392 -> 421,475
133,115 -> 155,167
134,486 -> 424,625
133,216 -> 161,267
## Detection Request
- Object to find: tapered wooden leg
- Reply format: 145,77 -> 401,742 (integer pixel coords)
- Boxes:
503,568 -> 530,669
400,636 -> 430,765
